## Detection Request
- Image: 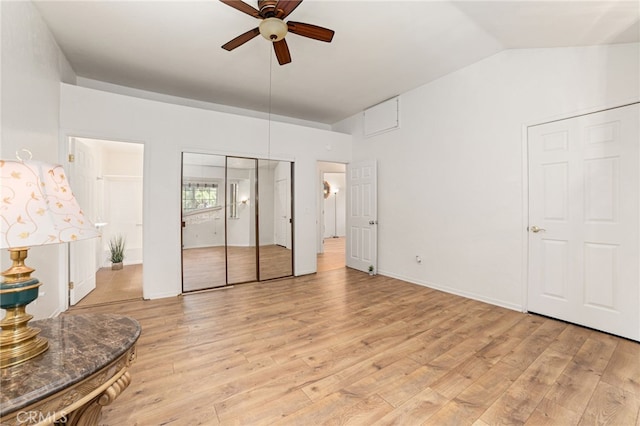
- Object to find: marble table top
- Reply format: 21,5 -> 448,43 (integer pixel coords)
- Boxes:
0,313 -> 141,416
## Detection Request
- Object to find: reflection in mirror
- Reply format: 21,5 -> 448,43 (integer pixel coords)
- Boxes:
226,157 -> 258,284
181,152 -> 226,292
323,180 -> 331,199
181,154 -> 294,290
229,182 -> 238,218
258,159 -> 293,280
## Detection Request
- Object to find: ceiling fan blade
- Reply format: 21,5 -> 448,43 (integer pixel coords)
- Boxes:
273,39 -> 292,65
222,27 -> 260,51
287,22 -> 334,43
275,0 -> 302,18
219,0 -> 261,18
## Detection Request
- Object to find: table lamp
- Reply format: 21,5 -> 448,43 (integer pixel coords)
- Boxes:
0,157 -> 100,368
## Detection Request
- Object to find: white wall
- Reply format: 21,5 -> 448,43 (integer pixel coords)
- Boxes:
1,1 -> 76,319
102,142 -> 144,176
333,43 -> 639,311
60,84 -> 352,300
77,77 -> 332,132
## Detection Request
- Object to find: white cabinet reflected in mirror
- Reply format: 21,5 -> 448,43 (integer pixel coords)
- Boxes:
229,182 -> 238,219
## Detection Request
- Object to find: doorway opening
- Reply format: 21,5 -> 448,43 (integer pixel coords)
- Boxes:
317,162 -> 346,272
181,153 -> 294,292
68,137 -> 144,307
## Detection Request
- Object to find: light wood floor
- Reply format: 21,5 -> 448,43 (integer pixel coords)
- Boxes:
68,268 -> 640,425
182,246 -> 228,290
317,237 -> 346,272
182,245 -> 294,292
75,264 -> 143,307
76,243 -> 297,308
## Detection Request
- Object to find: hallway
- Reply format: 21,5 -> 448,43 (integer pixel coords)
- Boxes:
317,237 -> 345,272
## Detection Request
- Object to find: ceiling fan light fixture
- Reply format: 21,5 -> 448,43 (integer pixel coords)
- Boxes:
259,17 -> 288,42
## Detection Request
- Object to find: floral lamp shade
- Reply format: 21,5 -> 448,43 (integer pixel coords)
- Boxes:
1,159 -> 100,249
1,158 -> 100,368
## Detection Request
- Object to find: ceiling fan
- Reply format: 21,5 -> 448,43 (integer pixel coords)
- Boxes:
220,0 -> 335,65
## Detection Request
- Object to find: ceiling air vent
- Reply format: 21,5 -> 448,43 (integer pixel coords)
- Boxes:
364,96 -> 399,138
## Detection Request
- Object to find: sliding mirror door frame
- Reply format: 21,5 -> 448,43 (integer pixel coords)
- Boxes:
181,152 -> 226,292
181,153 -> 295,292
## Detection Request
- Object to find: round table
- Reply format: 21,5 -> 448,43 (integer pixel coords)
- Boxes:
0,313 -> 140,426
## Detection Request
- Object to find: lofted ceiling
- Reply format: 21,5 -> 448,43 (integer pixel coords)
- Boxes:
33,1 -> 639,125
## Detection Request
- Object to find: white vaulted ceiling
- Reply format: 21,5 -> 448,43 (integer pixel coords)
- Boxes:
33,0 -> 639,124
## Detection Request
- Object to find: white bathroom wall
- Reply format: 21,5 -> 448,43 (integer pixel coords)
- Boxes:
99,141 -> 144,266
102,142 -> 144,176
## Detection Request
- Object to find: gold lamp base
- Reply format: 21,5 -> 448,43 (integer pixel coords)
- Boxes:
0,305 -> 49,368
0,248 -> 49,368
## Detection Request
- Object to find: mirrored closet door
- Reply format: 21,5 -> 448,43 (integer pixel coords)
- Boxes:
226,157 -> 258,285
258,159 -> 293,280
181,153 -> 294,292
181,153 -> 227,292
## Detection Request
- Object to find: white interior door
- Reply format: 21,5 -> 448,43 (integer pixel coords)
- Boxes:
527,103 -> 639,341
69,139 -> 98,305
346,161 -> 377,273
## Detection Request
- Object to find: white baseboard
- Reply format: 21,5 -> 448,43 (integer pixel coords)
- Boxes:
182,243 -> 224,250
379,269 -> 524,313
146,291 -> 179,300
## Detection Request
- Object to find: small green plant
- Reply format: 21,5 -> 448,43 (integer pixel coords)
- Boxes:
108,235 -> 126,263
368,265 -> 374,273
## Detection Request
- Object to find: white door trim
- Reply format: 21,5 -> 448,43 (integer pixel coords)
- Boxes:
65,135 -> 146,306
522,100 -> 640,337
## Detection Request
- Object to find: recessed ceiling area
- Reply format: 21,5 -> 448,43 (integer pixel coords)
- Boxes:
33,1 -> 639,125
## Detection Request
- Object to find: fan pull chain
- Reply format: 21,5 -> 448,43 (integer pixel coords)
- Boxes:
267,47 -> 273,160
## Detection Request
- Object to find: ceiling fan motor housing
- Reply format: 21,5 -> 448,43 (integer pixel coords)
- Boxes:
258,0 -> 278,17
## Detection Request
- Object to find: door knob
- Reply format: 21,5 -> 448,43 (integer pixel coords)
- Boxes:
530,225 -> 546,233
